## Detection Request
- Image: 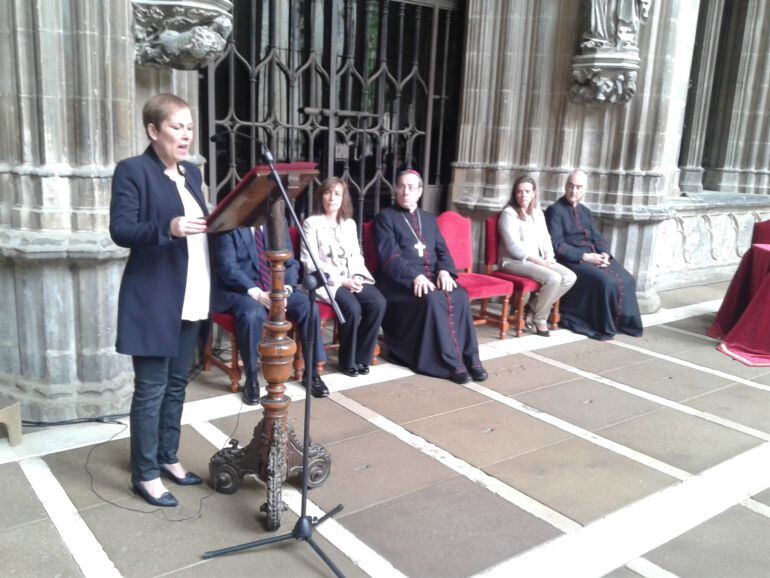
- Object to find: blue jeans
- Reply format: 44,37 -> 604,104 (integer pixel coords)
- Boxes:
130,320 -> 200,484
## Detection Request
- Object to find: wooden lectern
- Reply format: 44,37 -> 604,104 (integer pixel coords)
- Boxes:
206,163 -> 331,530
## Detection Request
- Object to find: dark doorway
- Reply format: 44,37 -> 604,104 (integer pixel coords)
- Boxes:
200,0 -> 464,229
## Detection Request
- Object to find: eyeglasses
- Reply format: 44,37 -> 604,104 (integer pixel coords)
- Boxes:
396,183 -> 421,192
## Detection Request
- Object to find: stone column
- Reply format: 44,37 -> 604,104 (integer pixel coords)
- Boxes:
451,0 -> 702,312
702,0 -> 770,194
0,0 -> 230,420
678,0 -> 726,193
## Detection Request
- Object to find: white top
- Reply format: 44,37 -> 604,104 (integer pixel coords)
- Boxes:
498,205 -> 555,267
169,171 -> 210,321
301,215 -> 375,303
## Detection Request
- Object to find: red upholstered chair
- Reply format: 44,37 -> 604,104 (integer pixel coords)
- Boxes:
203,312 -> 242,393
751,220 -> 770,244
362,221 -> 378,274
484,215 -> 560,337
436,211 -> 513,339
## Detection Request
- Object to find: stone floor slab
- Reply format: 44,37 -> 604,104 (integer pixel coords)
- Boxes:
514,378 -> 662,431
753,487 -> 770,507
0,462 -> 49,532
657,283 -> 728,308
538,340 -> 648,374
601,358 -> 734,402
614,325 -> 712,355
598,408 -> 763,474
80,476 -> 364,578
667,313 -> 717,336
645,505 -> 770,578
486,437 -> 676,524
671,347 -> 770,380
344,375 -> 489,425
479,353 -> 581,396
0,518 -> 82,577
406,400 -> 572,468
685,384 -> 770,435
309,430 -> 457,516
212,394 -> 378,450
339,475 -> 562,578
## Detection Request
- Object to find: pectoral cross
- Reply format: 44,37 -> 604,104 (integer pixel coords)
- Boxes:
415,241 -> 426,257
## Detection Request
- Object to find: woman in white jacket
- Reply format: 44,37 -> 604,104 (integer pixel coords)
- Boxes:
301,178 -> 386,375
498,175 -> 576,336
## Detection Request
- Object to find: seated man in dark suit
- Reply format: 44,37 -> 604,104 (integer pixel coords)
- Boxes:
211,223 -> 328,403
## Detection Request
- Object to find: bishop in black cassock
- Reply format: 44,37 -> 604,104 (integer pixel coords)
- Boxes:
545,170 -> 643,340
374,170 -> 487,384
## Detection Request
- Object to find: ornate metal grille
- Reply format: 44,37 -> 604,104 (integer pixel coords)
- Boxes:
200,0 -> 463,229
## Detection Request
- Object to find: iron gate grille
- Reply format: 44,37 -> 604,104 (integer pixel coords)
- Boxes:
200,0 -> 463,230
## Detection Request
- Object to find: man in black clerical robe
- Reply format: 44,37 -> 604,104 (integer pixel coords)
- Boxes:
544,169 -> 643,340
374,170 -> 487,384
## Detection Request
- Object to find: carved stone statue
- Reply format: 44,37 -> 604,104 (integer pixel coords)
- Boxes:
571,0 -> 653,104
133,0 -> 233,70
581,0 -> 651,50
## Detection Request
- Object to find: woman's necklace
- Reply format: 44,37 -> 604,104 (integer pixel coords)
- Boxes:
402,211 -> 426,257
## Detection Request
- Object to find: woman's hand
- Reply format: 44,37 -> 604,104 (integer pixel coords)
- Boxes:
171,216 -> 207,237
529,257 -> 553,269
436,270 -> 457,291
341,277 -> 364,293
413,274 -> 436,297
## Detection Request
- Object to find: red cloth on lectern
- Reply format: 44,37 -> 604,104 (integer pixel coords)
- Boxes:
708,244 -> 770,365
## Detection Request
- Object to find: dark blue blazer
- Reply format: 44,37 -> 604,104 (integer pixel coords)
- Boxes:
109,146 -> 208,357
210,226 -> 299,313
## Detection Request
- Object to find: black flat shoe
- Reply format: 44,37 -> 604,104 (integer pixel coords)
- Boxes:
355,363 -> 370,375
341,366 -> 358,377
242,380 -> 261,406
160,466 -> 203,486
449,372 -> 471,384
469,366 -> 488,382
303,372 -> 329,398
132,483 -> 178,507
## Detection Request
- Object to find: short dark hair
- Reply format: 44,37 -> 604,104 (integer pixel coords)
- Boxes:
313,177 -> 353,222
142,94 -> 191,138
396,169 -> 423,188
508,174 -> 538,219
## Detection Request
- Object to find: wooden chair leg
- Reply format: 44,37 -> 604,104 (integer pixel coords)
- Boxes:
203,327 -> 214,372
227,331 -> 239,393
499,294 -> 510,339
512,289 -> 526,337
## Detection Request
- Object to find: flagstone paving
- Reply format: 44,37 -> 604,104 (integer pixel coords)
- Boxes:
3,281 -> 770,577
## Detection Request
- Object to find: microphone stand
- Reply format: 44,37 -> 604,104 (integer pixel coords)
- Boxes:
203,139 -> 346,578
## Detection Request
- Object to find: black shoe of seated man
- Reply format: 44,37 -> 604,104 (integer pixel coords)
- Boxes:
242,380 -> 261,406
160,465 -> 203,486
449,371 -> 472,384
469,366 -> 489,382
132,482 -> 178,508
341,366 -> 358,377
355,363 -> 370,375
303,371 -> 329,397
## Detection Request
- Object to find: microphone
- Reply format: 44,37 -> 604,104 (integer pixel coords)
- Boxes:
209,129 -> 264,148
210,130 -> 274,163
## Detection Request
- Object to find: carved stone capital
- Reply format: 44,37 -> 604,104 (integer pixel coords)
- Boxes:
570,53 -> 640,104
571,0 -> 653,104
132,0 -> 233,70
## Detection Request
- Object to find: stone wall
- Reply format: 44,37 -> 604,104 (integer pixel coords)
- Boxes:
0,0 -> 226,420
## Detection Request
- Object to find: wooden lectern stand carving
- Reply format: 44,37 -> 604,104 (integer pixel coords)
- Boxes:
206,163 -> 330,530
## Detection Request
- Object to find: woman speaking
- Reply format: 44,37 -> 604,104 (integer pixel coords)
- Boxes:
110,94 -> 209,507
